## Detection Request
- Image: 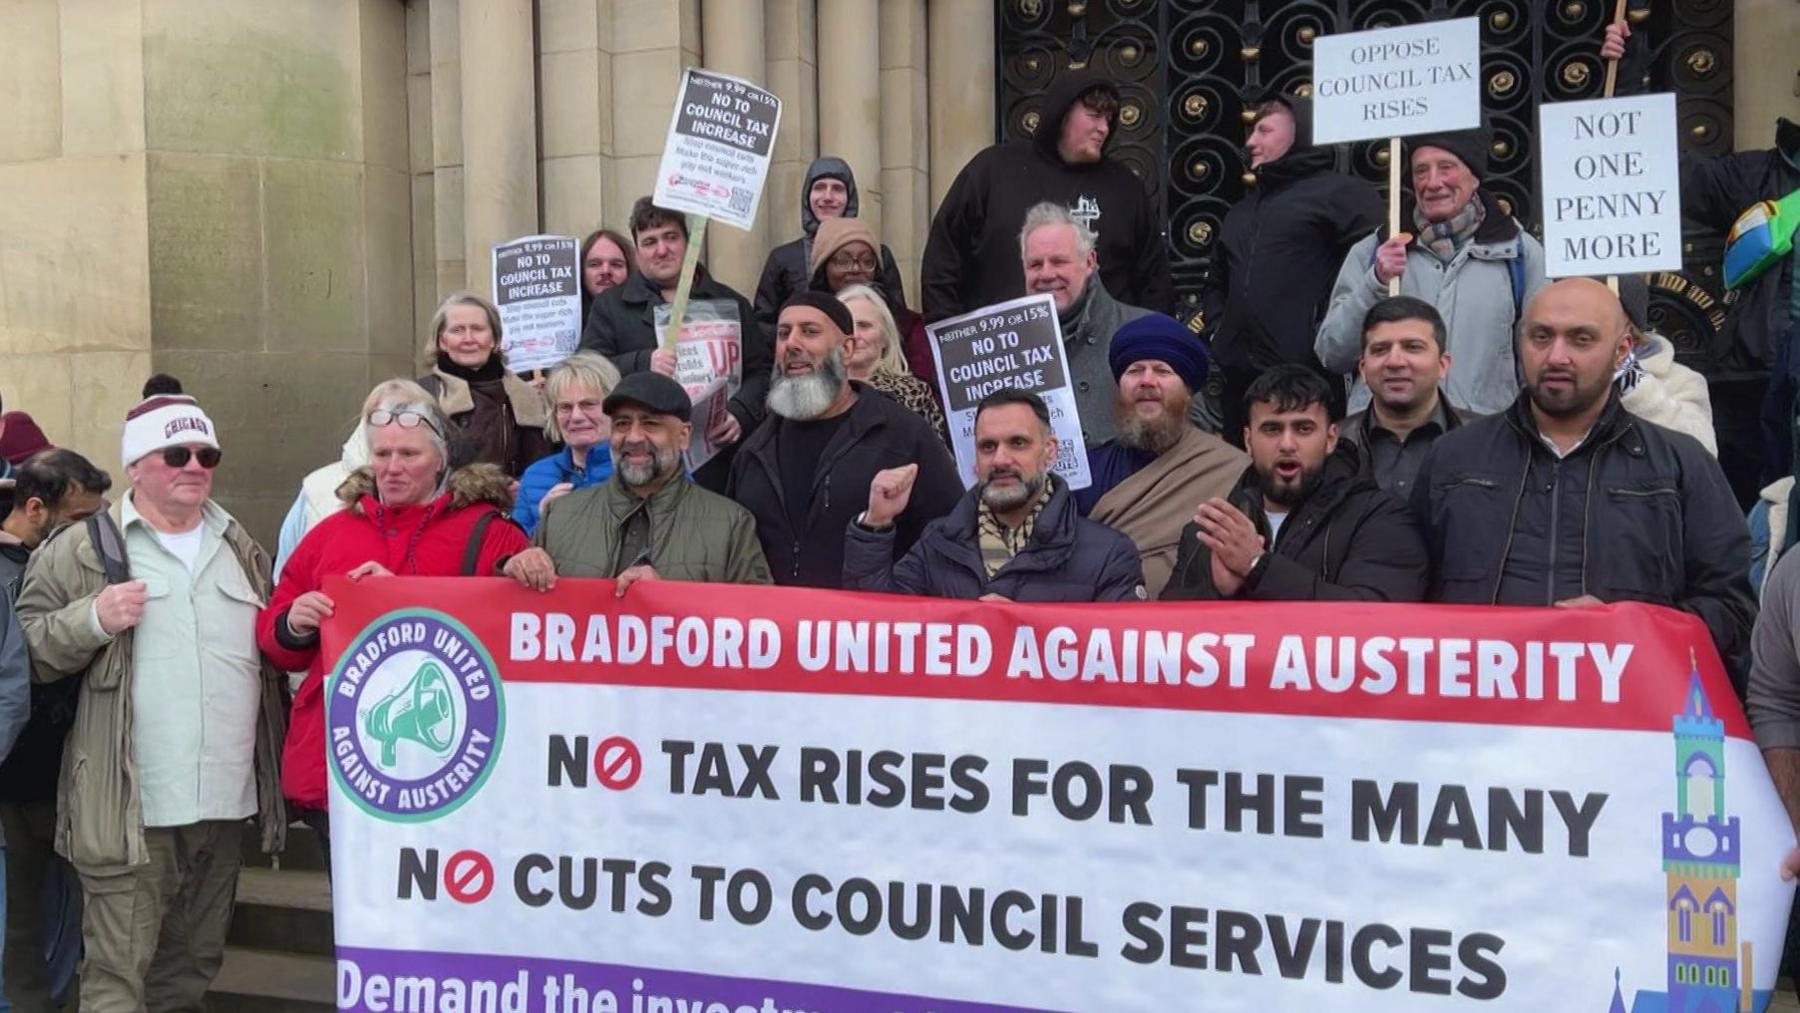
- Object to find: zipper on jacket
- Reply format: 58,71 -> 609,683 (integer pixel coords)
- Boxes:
1544,460 -> 1562,606
1488,454 -> 1531,606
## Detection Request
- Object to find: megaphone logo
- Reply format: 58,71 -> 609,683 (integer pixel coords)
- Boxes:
363,660 -> 458,769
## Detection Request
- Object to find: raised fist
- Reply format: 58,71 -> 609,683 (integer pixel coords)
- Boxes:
865,464 -> 919,528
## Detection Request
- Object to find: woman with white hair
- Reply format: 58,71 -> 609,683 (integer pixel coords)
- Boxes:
419,291 -> 552,476
256,379 -> 529,869
837,284 -> 948,443
514,351 -> 623,535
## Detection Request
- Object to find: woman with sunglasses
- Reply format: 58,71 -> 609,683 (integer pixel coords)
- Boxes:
255,381 -> 528,871
418,292 -> 553,478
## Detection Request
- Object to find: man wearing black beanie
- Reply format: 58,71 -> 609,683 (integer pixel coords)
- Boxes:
1314,120 -> 1548,418
728,294 -> 963,588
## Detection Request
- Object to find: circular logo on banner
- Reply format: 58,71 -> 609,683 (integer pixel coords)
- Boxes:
326,609 -> 505,823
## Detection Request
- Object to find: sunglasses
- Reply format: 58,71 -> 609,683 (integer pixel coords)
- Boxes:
162,446 -> 222,470
368,409 -> 442,436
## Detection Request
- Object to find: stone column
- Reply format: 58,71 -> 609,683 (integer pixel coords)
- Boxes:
927,0 -> 995,209
818,0 -> 883,240
459,0 -> 539,296
1733,0 -> 1799,151
701,0 -> 768,295
879,0 -> 930,301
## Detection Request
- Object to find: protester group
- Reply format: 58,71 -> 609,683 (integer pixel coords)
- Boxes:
0,17 -> 1798,1012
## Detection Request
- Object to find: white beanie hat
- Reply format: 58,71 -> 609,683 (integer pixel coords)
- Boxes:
121,394 -> 220,468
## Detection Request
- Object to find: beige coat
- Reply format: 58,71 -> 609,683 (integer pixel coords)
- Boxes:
15,509 -> 288,872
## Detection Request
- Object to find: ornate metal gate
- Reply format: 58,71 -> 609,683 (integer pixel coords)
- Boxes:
995,0 -> 1737,369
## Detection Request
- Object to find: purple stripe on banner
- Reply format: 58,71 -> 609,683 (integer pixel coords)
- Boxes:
334,946 -> 1063,1013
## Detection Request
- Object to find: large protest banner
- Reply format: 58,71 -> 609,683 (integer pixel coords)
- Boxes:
927,293 -> 1091,490
1539,93 -> 1683,277
652,69 -> 781,231
491,236 -> 582,373
322,578 -> 1792,1011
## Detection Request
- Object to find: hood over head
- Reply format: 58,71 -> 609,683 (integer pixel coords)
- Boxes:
1250,94 -> 1336,183
1032,69 -> 1122,163
800,156 -> 859,236
808,217 -> 882,287
337,461 -> 515,514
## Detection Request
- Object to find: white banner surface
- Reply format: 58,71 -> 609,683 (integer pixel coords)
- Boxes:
1313,18 -> 1482,144
1540,93 -> 1684,277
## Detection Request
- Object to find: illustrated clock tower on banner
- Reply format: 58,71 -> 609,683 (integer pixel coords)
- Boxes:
1662,665 -> 1749,1012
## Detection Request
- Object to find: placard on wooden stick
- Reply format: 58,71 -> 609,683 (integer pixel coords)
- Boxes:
1539,94 -> 1682,278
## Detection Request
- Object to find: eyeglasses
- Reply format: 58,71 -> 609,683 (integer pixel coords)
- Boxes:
828,253 -> 879,272
369,409 -> 442,436
162,446 -> 222,470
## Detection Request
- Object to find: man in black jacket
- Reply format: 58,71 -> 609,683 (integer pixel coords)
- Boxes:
1411,278 -> 1755,667
728,292 -> 961,588
1164,366 -> 1426,601
580,197 -> 768,481
921,69 -> 1172,322
1201,95 -> 1381,439
1337,297 -> 1469,497
845,389 -> 1144,601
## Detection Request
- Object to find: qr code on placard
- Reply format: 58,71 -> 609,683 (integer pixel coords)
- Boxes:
728,187 -> 752,215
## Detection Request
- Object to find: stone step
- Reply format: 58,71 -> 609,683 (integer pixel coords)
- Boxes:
204,947 -> 334,1013
242,818 -> 329,872
230,866 -> 334,957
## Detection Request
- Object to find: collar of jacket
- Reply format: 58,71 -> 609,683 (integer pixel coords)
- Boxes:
430,367 -> 549,428
622,266 -> 715,309
1227,441 -> 1371,543
1058,275 -> 1105,334
1502,389 -> 1644,459
596,471 -> 690,521
341,462 -> 515,514
740,381 -> 888,508
1251,144 -> 1337,188
941,473 -> 1081,576
1353,393 -> 1466,444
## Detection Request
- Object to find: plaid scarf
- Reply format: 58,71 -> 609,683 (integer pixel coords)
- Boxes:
977,479 -> 1052,579
1413,196 -> 1485,264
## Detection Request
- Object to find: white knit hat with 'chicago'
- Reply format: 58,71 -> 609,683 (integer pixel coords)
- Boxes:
121,394 -> 220,469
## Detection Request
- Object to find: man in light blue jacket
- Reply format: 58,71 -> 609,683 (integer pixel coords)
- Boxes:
1315,125 -> 1547,416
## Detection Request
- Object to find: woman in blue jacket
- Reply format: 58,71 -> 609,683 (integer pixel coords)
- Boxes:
514,352 -> 622,535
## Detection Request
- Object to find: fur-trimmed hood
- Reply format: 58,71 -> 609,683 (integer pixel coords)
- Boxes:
335,462 -> 515,513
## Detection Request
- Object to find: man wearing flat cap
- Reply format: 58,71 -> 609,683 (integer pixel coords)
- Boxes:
1075,313 -> 1247,597
728,292 -> 962,588
1315,122 -> 1548,416
1162,365 -> 1427,602
505,371 -> 772,594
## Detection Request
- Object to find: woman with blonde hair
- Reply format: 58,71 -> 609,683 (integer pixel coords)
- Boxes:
418,291 -> 552,476
258,379 -> 529,868
514,351 -> 624,535
836,284 -> 948,442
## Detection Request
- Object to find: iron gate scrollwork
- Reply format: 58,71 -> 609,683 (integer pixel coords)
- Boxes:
995,0 -> 1736,372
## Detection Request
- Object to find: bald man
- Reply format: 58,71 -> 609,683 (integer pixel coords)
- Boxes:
1410,278 -> 1753,668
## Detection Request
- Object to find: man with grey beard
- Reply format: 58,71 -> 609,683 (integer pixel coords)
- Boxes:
729,292 -> 961,587
504,371 -> 771,592
1075,315 -> 1247,597
844,389 -> 1144,601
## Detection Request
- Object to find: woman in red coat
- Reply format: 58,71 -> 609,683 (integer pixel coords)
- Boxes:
257,381 -> 528,869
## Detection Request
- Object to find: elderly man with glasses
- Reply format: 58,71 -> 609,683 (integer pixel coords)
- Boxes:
16,393 -> 296,1010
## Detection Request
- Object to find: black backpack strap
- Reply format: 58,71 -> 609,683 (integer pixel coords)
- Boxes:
87,510 -> 132,585
462,511 -> 497,576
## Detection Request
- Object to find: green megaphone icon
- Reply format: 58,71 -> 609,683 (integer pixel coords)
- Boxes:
364,660 -> 457,769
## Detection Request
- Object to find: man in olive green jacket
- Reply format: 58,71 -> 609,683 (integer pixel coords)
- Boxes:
15,395 -> 287,1012
503,372 -> 772,591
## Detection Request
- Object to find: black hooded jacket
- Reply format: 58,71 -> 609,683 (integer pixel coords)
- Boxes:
752,157 -> 907,341
1162,442 -> 1428,602
920,70 -> 1173,322
1201,97 -> 1382,372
